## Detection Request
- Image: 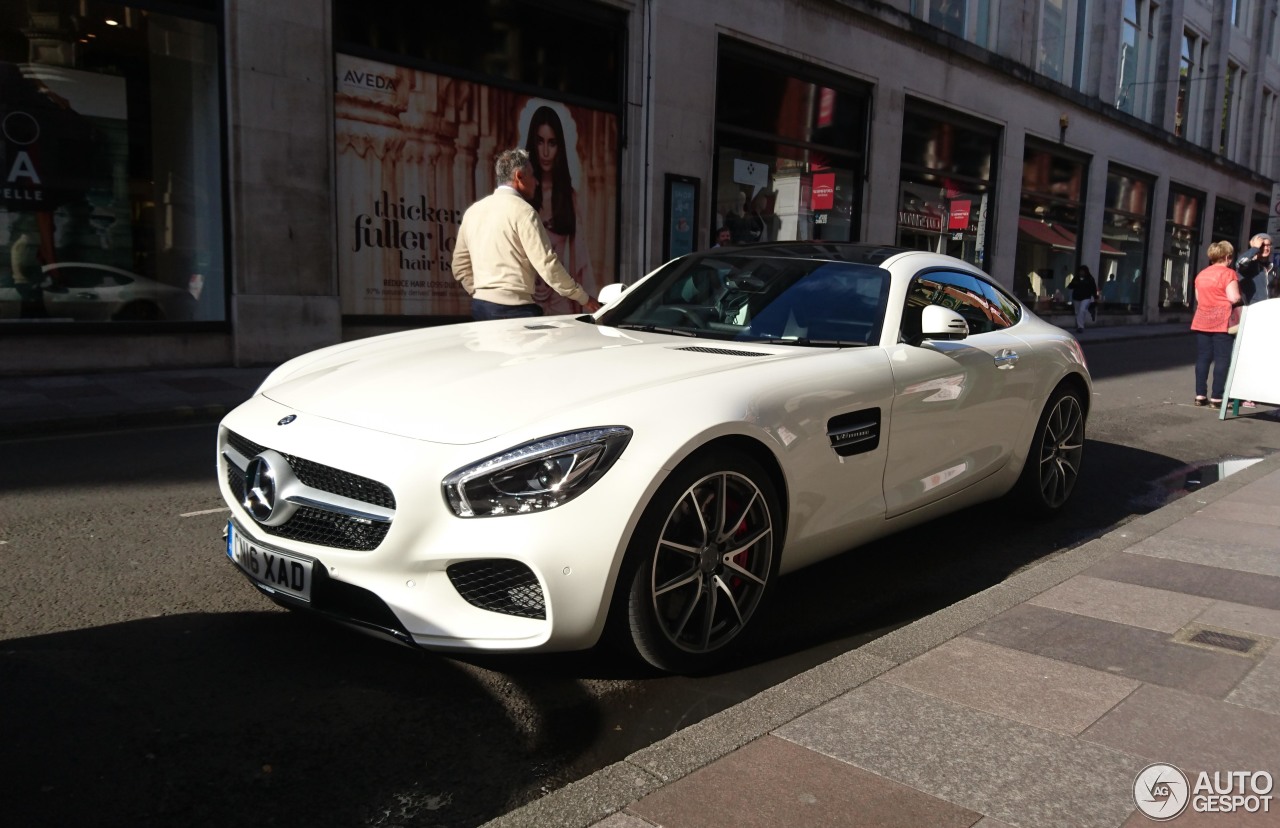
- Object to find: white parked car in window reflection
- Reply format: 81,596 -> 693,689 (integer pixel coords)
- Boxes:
216,243 -> 1091,673
0,262 -> 196,321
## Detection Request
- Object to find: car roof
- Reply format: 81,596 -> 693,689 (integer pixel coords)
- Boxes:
693,242 -> 909,267
690,242 -> 996,276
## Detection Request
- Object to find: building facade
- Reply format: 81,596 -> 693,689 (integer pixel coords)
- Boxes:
1,0 -> 1277,374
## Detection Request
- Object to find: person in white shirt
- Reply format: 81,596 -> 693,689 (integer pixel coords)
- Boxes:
451,148 -> 601,320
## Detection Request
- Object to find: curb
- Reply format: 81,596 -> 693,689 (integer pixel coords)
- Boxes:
0,404 -> 231,440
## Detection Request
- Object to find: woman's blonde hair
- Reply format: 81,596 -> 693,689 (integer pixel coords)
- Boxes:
1207,240 -> 1234,264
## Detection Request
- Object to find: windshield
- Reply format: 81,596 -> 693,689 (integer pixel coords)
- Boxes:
596,253 -> 890,346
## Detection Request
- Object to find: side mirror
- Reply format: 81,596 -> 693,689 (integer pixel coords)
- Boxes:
598,283 -> 626,305
920,305 -> 968,341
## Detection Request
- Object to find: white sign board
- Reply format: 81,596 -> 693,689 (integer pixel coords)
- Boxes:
1222,298 -> 1280,413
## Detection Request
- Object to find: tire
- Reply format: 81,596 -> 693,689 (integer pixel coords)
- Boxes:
1014,385 -> 1085,514
615,450 -> 781,674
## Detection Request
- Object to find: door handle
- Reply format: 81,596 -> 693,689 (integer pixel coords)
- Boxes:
993,349 -> 1019,369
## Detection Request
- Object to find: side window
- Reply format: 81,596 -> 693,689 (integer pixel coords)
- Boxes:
902,270 -> 1006,339
975,279 -> 1022,329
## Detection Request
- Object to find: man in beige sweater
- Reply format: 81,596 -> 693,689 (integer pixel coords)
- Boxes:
451,148 -> 602,320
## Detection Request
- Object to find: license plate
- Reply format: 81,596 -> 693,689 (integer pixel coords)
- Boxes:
227,521 -> 313,602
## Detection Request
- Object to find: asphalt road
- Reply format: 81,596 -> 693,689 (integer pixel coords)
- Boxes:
2,332 -> 1278,828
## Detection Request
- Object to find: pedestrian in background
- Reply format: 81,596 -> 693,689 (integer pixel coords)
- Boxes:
1067,264 -> 1098,334
1190,240 -> 1241,409
1234,233 -> 1274,305
451,148 -> 601,321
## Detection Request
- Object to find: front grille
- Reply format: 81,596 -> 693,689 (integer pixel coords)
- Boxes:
447,560 -> 546,620
225,430 -> 396,509
289,455 -> 396,509
226,465 -> 390,551
224,430 -> 395,551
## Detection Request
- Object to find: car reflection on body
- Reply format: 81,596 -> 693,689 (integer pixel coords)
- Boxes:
216,243 -> 1090,673
0,262 -> 196,321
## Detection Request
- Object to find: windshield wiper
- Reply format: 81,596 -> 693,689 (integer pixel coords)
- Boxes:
737,336 -> 867,348
614,323 -> 699,337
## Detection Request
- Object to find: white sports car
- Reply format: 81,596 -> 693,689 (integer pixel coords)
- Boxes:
217,244 -> 1089,672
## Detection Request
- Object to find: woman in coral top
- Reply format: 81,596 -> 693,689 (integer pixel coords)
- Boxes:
1189,240 -> 1242,409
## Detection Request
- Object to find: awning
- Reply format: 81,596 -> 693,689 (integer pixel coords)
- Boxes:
1018,219 -> 1125,256
1018,217 -> 1073,251
1056,225 -> 1124,256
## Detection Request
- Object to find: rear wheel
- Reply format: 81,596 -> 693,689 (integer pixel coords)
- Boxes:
1015,385 -> 1085,514
616,450 -> 780,673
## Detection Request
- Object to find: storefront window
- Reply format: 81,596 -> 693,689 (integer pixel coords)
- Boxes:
1099,165 -> 1151,314
713,41 -> 870,246
0,1 -> 224,324
1014,144 -> 1087,313
896,105 -> 999,268
1161,186 -> 1202,311
1211,197 -> 1244,248
332,0 -> 624,318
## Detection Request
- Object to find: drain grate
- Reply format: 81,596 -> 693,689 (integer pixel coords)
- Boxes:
1188,629 -> 1259,654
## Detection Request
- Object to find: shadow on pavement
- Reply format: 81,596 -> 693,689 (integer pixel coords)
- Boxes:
0,611 -> 603,828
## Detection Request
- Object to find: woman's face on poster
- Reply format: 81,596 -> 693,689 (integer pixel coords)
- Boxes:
535,124 -> 559,174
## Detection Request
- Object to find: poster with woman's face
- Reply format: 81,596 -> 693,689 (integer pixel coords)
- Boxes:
334,54 -> 618,317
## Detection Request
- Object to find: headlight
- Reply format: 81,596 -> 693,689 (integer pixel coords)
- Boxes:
442,427 -> 632,517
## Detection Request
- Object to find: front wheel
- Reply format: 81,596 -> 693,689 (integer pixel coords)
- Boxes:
615,450 -> 781,674
1015,385 -> 1085,514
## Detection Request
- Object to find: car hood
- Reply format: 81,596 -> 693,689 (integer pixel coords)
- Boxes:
260,318 -> 801,443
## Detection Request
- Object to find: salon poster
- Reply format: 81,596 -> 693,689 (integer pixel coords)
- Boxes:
334,54 -> 619,316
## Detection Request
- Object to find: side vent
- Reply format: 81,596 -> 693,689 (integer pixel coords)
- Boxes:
827,408 -> 881,457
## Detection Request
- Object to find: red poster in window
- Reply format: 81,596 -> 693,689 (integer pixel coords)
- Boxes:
949,199 -> 971,231
811,172 -> 835,210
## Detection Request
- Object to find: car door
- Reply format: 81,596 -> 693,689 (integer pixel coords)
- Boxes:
42,266 -> 117,321
882,268 -> 1036,517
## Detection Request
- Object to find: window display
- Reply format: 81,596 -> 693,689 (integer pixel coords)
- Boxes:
1014,144 -> 1087,313
0,1 -> 224,324
1099,166 -> 1152,314
1161,186 -> 1202,311
712,41 -> 870,247
896,105 -> 999,268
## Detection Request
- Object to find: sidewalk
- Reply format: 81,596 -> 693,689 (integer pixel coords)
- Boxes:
0,364 -> 272,438
488,451 -> 1280,828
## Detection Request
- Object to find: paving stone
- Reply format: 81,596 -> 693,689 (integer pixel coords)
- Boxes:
1028,575 -> 1214,633
1085,553 -> 1280,611
1196,602 -> 1280,641
595,814 -> 657,828
1083,683 -> 1280,773
1226,649 -> 1280,716
881,637 -> 1139,735
967,604 -> 1256,699
1121,807 -> 1276,827
776,680 -> 1141,828
1127,530 -> 1280,579
630,735 -> 981,828
1198,499 -> 1280,528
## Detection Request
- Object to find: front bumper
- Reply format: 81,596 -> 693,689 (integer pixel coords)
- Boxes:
216,395 -> 644,652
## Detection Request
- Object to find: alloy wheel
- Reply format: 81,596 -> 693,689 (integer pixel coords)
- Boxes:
648,470 -> 774,654
1036,394 -> 1084,509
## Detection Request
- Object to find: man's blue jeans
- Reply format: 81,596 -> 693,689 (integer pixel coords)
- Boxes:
1194,331 -> 1234,399
471,299 -> 543,321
